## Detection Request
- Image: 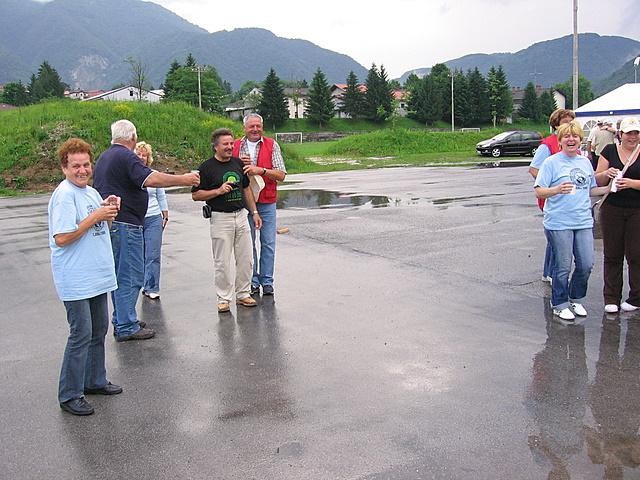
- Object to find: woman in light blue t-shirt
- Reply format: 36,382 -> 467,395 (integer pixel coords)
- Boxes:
48,138 -> 122,416
534,121 -> 596,323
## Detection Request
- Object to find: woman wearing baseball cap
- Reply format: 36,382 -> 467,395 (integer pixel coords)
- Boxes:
594,117 -> 640,313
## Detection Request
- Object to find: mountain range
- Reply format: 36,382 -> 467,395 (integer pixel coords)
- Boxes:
400,33 -> 640,95
0,0 -> 368,90
1,0 -> 638,95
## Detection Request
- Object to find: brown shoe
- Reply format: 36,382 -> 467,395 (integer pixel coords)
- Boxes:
217,302 -> 230,313
236,296 -> 257,307
115,327 -> 155,342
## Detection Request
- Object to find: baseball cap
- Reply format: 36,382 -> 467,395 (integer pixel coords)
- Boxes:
620,117 -> 640,133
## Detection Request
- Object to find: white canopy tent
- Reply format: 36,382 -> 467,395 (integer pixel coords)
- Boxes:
574,83 -> 640,133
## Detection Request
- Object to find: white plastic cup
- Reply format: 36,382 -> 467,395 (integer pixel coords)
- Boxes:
568,184 -> 576,195
610,171 -> 622,193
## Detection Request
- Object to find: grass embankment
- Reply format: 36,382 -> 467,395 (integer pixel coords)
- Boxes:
0,100 -> 242,194
0,100 -> 547,194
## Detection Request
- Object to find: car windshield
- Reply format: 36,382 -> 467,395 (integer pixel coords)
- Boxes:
489,132 -> 512,141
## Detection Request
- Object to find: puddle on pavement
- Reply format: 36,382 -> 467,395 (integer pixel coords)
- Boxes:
276,190 -> 392,210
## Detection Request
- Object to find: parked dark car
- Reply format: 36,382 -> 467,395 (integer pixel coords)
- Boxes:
476,130 -> 542,158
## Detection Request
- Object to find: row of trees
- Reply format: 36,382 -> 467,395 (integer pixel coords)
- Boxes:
253,63 -> 398,128
406,64 -> 513,128
1,61 -> 67,106
2,54 -> 597,130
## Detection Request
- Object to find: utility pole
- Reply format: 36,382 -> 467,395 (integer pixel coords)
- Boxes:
192,65 -> 203,110
450,72 -> 454,132
572,0 -> 579,110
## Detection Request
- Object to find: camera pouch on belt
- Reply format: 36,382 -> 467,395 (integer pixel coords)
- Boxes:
202,204 -> 212,219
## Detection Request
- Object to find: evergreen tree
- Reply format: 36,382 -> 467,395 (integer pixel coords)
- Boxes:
538,90 -> 557,122
30,61 -> 66,102
363,63 -> 393,122
341,71 -> 364,119
487,65 -> 512,127
429,63 -> 451,123
466,68 -> 490,125
185,53 -> 197,68
407,74 -> 429,124
452,70 -> 471,127
519,82 -> 539,121
378,65 -> 394,119
162,60 -> 181,97
404,73 -> 422,91
305,68 -> 334,127
27,74 -> 37,101
1,81 -> 30,106
257,68 -> 288,129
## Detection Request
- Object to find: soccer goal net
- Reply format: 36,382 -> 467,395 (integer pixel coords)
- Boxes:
275,132 -> 303,144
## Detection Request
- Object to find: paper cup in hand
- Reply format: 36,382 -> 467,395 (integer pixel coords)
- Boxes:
568,184 -> 576,194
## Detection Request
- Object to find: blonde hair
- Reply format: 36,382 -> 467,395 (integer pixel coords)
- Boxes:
135,141 -> 154,166
556,121 -> 583,141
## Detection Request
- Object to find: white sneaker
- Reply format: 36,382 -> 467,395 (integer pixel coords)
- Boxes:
147,293 -> 160,299
621,301 -> 639,312
542,276 -> 552,284
570,302 -> 587,317
604,304 -> 619,313
553,308 -> 576,321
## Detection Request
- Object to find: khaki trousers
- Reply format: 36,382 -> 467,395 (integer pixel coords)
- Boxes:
209,209 -> 253,303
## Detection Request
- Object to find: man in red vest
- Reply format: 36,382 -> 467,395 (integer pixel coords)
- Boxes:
233,113 -> 287,296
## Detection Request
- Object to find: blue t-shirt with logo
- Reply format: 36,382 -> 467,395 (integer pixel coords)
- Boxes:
48,180 -> 117,301
534,152 -> 596,230
93,144 -> 153,225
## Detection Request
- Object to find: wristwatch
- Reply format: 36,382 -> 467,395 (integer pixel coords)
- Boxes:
252,210 -> 259,215
262,168 -> 267,175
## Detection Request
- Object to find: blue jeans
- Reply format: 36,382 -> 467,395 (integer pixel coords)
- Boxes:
59,294 -> 109,403
545,228 -> 594,309
110,221 -> 144,337
543,240 -> 554,278
143,214 -> 163,294
248,202 -> 277,287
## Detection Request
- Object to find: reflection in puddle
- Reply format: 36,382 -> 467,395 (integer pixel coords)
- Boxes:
277,190 -> 390,210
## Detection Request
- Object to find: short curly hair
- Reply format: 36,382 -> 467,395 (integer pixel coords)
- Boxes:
548,109 -> 575,129
57,138 -> 93,168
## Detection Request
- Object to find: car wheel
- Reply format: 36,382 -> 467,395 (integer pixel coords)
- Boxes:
530,146 -> 538,156
491,148 -> 501,158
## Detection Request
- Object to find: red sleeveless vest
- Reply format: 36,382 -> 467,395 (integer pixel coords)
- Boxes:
537,135 -> 560,210
541,135 -> 560,154
233,136 -> 277,204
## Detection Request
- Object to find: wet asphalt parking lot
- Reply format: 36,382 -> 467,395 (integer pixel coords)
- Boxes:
2,165 -> 640,479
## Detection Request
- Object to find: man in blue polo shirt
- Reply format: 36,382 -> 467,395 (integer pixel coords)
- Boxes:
93,119 -> 200,342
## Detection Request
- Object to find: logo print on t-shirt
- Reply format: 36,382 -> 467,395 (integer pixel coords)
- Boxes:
570,168 -> 590,189
87,204 -> 104,234
222,172 -> 242,202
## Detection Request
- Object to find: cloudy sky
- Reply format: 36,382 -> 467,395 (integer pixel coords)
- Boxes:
145,0 -> 639,78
